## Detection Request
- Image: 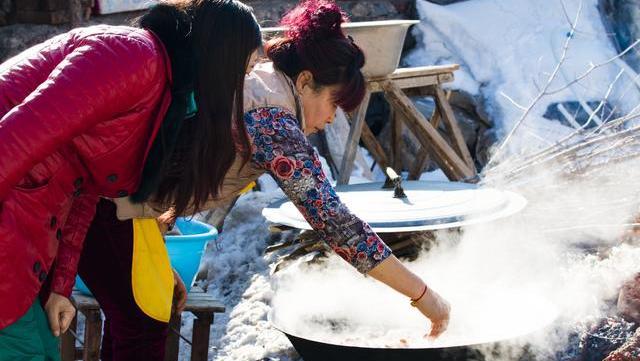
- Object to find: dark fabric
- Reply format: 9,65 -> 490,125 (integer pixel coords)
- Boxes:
77,199 -> 168,361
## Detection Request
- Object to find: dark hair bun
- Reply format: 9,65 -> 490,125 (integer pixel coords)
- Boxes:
280,0 -> 348,42
265,38 -> 302,76
266,0 -> 366,112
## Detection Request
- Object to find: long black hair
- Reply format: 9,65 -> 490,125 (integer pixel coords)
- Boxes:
133,0 -> 261,217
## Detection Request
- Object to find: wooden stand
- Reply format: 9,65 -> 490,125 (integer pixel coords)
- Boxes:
61,290 -> 225,361
337,64 -> 477,184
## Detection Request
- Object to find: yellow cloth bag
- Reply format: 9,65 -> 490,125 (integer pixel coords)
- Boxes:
131,218 -> 174,323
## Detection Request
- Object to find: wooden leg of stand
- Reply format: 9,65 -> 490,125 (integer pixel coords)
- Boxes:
338,90 -> 372,185
382,81 -> 474,181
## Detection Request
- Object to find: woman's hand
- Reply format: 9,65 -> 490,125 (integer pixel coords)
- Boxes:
44,292 -> 76,337
414,286 -> 450,338
156,209 -> 176,235
173,269 -> 187,314
367,255 -> 451,338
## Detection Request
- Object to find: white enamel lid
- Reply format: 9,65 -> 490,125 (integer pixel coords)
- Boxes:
262,181 -> 527,233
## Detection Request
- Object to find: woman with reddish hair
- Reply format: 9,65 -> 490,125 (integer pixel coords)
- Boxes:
244,0 -> 452,336
117,0 -> 452,342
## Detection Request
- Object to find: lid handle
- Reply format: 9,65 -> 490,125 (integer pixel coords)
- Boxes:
383,167 -> 407,199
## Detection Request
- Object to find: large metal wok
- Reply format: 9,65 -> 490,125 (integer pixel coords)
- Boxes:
276,332 -> 483,361
268,303 -> 557,361
264,181 -> 539,360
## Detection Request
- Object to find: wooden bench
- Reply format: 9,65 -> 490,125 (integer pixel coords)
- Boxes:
337,64 -> 478,184
61,290 -> 225,361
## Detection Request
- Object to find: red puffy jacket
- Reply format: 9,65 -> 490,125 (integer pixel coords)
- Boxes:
0,25 -> 172,329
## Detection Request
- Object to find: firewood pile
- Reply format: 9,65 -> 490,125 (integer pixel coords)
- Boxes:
265,225 -> 459,272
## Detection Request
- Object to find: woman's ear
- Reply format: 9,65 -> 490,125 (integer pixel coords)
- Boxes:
295,70 -> 314,94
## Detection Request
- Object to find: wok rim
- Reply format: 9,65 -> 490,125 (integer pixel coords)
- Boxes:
267,305 -> 559,351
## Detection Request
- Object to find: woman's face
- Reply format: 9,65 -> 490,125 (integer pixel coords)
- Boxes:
296,71 -> 340,135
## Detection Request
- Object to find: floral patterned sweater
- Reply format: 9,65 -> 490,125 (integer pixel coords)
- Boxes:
245,106 -> 392,274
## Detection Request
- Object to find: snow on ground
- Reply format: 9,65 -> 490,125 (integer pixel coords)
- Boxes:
201,190 -> 298,361
405,0 -> 640,154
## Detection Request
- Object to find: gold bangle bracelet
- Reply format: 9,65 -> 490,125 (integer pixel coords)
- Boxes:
410,284 -> 428,307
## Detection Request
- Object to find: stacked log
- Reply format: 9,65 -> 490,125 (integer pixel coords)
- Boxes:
266,227 -> 454,272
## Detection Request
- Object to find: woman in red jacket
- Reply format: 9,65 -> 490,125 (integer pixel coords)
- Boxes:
0,0 -> 261,359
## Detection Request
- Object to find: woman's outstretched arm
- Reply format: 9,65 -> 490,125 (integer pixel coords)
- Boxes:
245,106 -> 450,336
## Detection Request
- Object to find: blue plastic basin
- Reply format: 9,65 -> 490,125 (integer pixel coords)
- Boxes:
75,218 -> 218,295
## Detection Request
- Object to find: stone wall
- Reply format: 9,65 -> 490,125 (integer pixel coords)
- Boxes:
419,0 -> 466,3
0,0 -> 13,26
249,0 -> 407,24
0,0 -> 415,62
